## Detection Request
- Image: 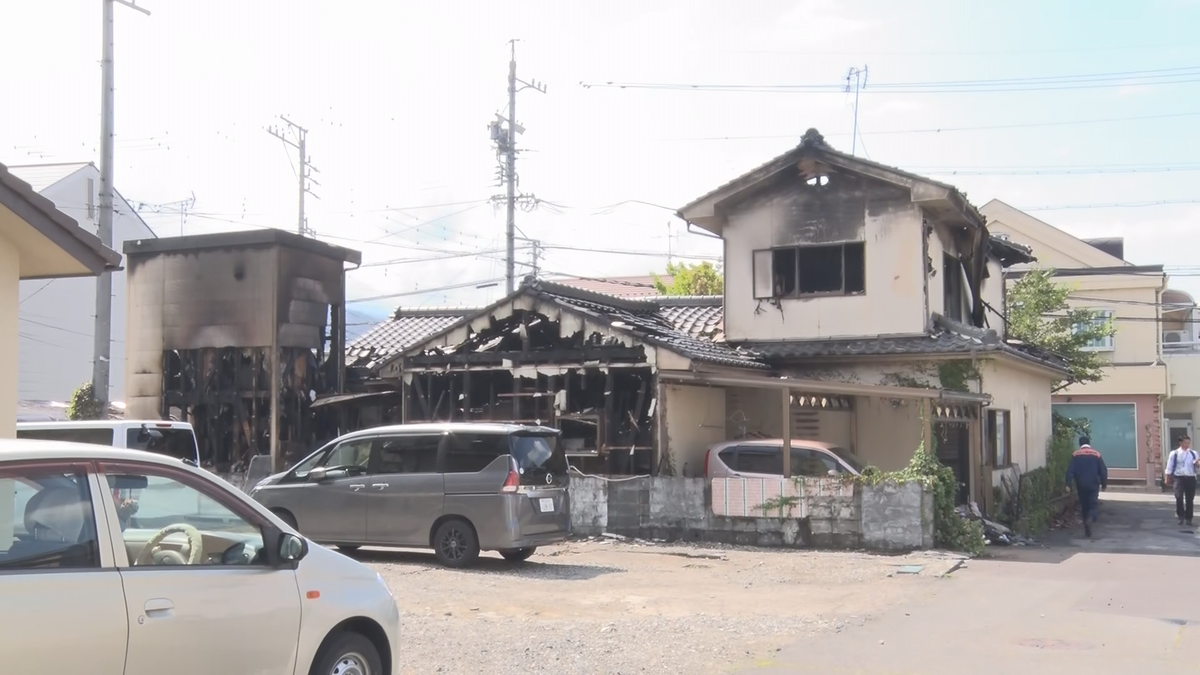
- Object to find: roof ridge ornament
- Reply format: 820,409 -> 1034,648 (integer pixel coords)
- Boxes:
800,128 -> 828,148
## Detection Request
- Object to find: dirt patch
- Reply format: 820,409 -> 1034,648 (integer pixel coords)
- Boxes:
359,540 -> 964,674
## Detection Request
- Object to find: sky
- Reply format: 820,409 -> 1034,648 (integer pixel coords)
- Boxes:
3,0 -> 1200,337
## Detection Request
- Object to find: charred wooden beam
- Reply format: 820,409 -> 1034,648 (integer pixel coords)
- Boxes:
407,347 -> 644,367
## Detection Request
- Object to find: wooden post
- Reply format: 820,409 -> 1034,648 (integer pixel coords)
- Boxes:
463,370 -> 472,421
921,398 -> 933,454
781,389 -> 792,478
968,408 -> 982,507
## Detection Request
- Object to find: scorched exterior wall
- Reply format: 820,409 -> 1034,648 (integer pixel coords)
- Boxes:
721,175 -> 929,342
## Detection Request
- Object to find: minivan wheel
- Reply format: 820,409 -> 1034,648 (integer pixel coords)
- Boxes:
500,547 -> 537,562
433,519 -> 479,568
272,509 -> 298,530
310,631 -> 381,675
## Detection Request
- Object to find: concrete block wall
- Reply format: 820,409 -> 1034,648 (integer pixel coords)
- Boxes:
569,475 -> 932,552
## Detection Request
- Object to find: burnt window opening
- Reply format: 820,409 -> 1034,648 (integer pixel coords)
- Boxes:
753,242 -> 865,299
943,252 -> 966,323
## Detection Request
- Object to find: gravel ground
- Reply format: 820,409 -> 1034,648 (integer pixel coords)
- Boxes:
352,538 -> 964,675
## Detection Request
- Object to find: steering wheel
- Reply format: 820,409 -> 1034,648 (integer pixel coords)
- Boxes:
134,523 -> 205,566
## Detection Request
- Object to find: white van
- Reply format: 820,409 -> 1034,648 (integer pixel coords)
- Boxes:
15,420 -> 201,465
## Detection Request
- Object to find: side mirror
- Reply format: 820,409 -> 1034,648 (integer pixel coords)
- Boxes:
827,469 -> 839,477
278,532 -> 309,565
307,466 -> 328,482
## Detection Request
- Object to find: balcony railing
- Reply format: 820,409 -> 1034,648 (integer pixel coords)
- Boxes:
1163,340 -> 1200,355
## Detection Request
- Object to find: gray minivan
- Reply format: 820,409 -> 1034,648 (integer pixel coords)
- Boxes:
248,423 -> 571,568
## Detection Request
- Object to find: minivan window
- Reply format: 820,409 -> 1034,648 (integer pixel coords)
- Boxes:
511,434 -> 567,475
16,428 -> 114,446
125,428 -> 196,462
443,433 -> 509,473
375,435 -> 440,474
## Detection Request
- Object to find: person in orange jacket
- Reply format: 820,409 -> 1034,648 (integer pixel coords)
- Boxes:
1065,436 -> 1108,538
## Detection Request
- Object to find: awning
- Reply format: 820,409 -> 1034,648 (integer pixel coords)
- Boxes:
658,369 -> 991,404
310,390 -> 400,409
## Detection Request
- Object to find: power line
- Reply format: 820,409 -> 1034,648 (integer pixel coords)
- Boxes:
647,110 -> 1200,143
347,278 -> 506,304
580,65 -> 1200,95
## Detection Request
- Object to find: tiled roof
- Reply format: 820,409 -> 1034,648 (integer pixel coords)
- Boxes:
346,308 -> 477,370
656,297 -> 724,341
551,275 -> 665,298
525,281 -> 764,370
741,315 -> 1068,372
7,162 -> 92,192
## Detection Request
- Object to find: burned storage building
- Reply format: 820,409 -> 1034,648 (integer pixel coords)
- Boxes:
359,278 -> 768,475
123,230 -> 361,474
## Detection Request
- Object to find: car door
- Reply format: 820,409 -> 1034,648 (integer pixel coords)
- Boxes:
366,434 -> 444,546
0,462 -> 127,674
287,437 -> 372,543
98,461 -> 303,675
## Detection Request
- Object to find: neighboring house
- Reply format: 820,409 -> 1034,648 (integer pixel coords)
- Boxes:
9,162 -> 156,404
551,275 -> 670,298
0,161 -> 122,436
982,200 -> 1169,487
677,129 -> 1069,508
1160,289 -> 1200,466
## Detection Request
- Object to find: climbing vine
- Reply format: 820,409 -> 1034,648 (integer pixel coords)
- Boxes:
936,360 -> 981,393
66,381 -> 106,421
998,412 -> 1081,534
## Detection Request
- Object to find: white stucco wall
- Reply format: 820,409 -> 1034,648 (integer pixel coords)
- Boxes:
0,234 -> 18,437
852,395 -> 923,471
16,170 -> 151,402
665,384 -> 727,477
721,179 -> 928,342
980,360 -> 1055,473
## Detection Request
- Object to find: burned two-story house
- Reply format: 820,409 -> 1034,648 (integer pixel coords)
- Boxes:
677,129 -> 1069,507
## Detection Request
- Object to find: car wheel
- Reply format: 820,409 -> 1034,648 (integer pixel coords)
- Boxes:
309,631 -> 382,675
272,509 -> 298,530
499,547 -> 537,562
335,545 -> 361,552
433,519 -> 479,568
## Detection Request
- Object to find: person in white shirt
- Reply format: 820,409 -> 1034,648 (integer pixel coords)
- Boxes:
1164,436 -> 1198,526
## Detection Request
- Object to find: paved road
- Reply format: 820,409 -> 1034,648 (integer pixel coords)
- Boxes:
738,492 -> 1200,674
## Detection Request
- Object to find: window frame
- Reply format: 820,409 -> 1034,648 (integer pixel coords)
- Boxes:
986,409 -> 1012,468
95,461 -> 276,571
0,460 -> 114,575
1075,309 -> 1116,352
751,242 -> 867,300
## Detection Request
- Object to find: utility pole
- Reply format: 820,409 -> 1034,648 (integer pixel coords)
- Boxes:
267,116 -> 320,235
489,40 -> 546,293
130,193 -> 195,236
515,236 -> 542,279
845,65 -> 868,157
93,0 -> 150,409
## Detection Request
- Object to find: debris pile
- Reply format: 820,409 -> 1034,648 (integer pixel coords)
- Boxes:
954,502 -> 1037,546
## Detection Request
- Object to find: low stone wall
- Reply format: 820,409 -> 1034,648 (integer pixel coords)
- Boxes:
569,475 -> 933,552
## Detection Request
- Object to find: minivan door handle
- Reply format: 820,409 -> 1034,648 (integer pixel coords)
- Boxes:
371,483 -> 389,490
349,484 -> 366,491
144,598 -> 174,615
